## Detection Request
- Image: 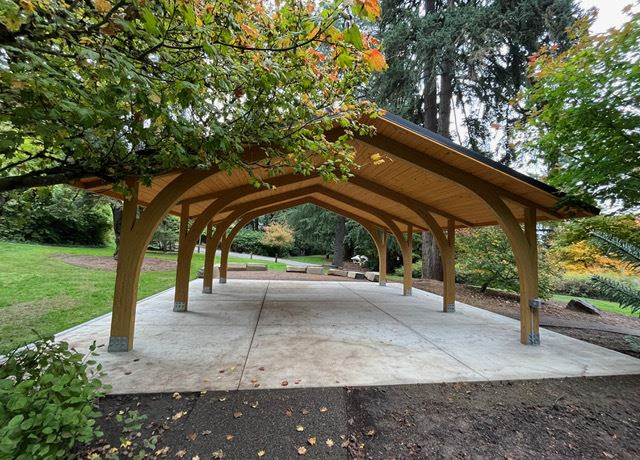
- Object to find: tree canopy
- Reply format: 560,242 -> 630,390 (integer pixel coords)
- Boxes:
519,7 -> 640,210
0,0 -> 386,192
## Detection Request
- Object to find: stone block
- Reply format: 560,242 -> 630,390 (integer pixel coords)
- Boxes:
306,266 -> 324,275
347,271 -> 365,279
246,263 -> 268,271
328,269 -> 348,277
364,271 -> 380,282
286,265 -> 307,273
228,263 -> 247,271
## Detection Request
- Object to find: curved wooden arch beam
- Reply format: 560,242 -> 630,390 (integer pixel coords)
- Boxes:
202,221 -> 215,293
217,196 -> 393,288
304,197 -> 393,285
110,170 -> 224,352
218,197 -> 315,283
175,186 -> 322,309
411,208 -> 456,312
173,181 -> 322,310
361,134 -> 541,344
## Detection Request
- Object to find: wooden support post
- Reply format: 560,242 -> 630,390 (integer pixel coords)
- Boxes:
443,219 -> 456,312
220,232 -> 231,284
202,221 -> 214,293
379,230 -> 387,286
525,207 -> 540,345
173,202 -> 191,312
403,225 -> 413,296
109,179 -> 140,352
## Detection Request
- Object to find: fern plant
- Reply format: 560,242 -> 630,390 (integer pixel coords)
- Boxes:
590,231 -> 640,314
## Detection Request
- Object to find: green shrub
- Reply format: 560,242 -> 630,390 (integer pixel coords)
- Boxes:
231,228 -> 266,254
0,338 -> 108,459
0,186 -> 112,246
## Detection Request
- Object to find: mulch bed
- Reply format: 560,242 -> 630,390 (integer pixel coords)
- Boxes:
54,254 -> 177,272
79,375 -> 640,459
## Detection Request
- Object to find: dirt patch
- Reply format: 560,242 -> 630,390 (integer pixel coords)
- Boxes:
54,254 -> 176,272
79,375 -> 640,459
412,279 -> 640,330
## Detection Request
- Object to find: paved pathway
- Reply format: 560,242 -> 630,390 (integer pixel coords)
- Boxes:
193,246 -> 319,266
58,280 -> 640,394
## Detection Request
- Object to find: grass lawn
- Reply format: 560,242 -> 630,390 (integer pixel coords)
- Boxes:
0,241 -> 286,353
552,294 -> 636,318
287,254 -> 332,265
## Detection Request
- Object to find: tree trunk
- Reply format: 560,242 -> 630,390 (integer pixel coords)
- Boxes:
332,216 -> 346,267
111,201 -> 123,259
421,231 -> 443,280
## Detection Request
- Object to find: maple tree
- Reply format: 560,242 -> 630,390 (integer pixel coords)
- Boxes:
261,221 -> 294,262
0,0 -> 386,192
520,7 -> 640,209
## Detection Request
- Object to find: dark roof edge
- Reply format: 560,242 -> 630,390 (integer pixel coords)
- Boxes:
381,112 -> 599,216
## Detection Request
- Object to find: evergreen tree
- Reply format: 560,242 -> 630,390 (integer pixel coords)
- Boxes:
370,0 -> 580,280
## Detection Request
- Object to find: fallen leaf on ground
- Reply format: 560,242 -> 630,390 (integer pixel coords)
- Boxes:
258,366 -> 265,371
171,411 -> 187,421
201,430 -> 212,436
366,429 -> 376,436
200,390 -> 207,395
233,411 -> 243,419
257,449 -> 265,457
294,379 -> 301,384
218,396 -> 226,402
297,446 -> 307,455
211,450 -> 224,459
226,434 -> 234,441
172,392 -> 182,400
192,456 -> 201,460
281,380 -> 289,386
285,409 -> 293,416
296,425 -> 304,432
319,406 -> 328,413
301,408 -> 309,415
326,438 -> 334,447
340,441 -> 349,448
219,369 -> 225,373
250,401 -> 259,408
155,446 -> 170,455
176,449 -> 186,458
187,433 -> 197,441
308,436 -> 316,446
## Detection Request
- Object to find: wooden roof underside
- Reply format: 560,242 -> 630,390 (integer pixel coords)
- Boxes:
75,114 -> 596,234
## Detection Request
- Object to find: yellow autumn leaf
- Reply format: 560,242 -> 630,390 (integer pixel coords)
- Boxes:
307,436 -> 317,446
19,0 -> 36,13
370,153 -> 385,165
93,0 -> 111,14
363,49 -> 388,72
257,450 -> 266,457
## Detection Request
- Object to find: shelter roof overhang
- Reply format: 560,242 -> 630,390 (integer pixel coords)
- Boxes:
73,113 -> 598,232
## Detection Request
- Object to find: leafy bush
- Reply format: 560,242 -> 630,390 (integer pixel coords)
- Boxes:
0,186 -> 112,246
150,216 -> 180,252
261,222 -> 295,261
456,227 -> 560,298
555,276 -> 605,299
0,338 -> 108,459
231,228 -> 266,254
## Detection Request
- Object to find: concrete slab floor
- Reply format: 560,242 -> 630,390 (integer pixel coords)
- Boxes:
57,280 -> 640,394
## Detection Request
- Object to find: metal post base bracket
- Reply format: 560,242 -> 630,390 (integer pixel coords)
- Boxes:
529,298 -> 542,309
445,303 -> 456,313
403,288 -> 412,296
379,281 -> 386,287
173,301 -> 187,312
219,277 -> 227,284
108,336 -> 129,352
202,286 -> 212,294
528,332 -> 541,346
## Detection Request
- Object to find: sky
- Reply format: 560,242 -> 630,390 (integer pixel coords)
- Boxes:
580,0 -> 632,32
